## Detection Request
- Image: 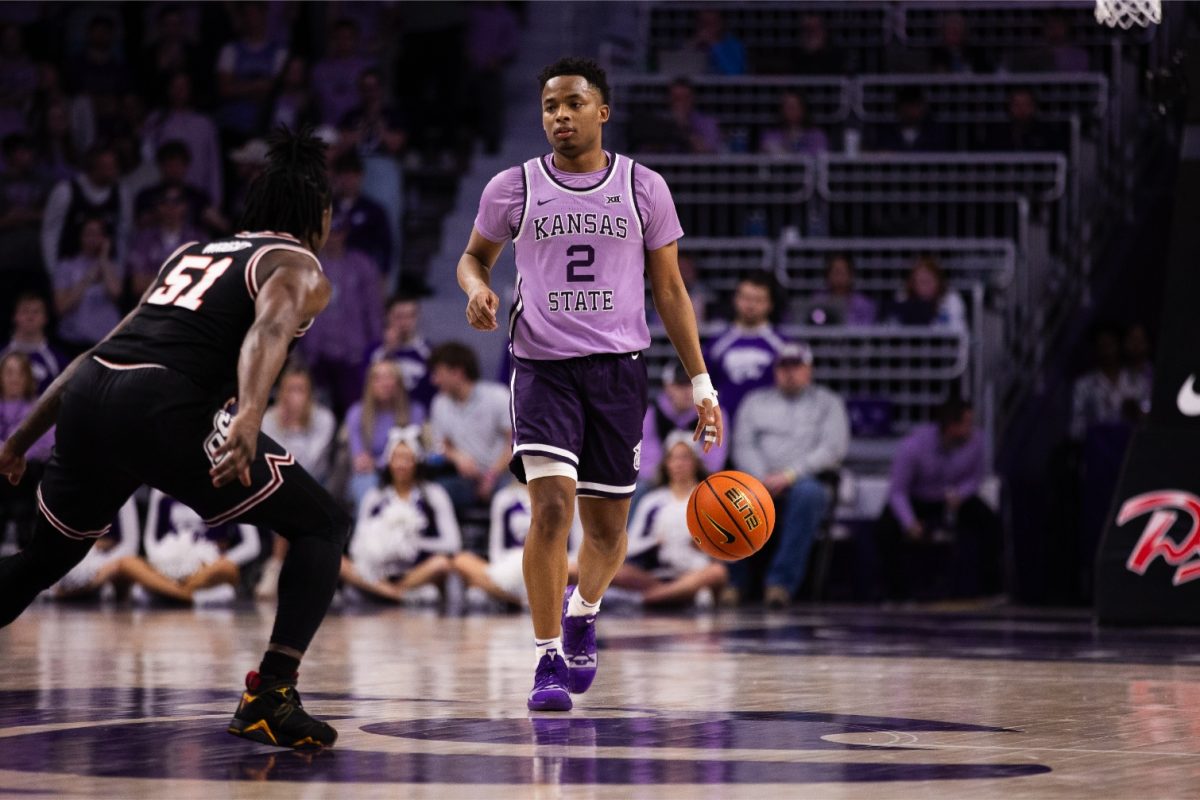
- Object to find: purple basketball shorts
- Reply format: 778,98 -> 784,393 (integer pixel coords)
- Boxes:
509,350 -> 648,498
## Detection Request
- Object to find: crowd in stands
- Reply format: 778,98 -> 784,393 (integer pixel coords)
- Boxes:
0,4 -> 1148,612
632,9 -> 1080,157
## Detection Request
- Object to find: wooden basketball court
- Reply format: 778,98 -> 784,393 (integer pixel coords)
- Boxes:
1,604 -> 1197,798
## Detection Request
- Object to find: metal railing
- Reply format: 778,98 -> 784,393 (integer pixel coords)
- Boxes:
635,154 -> 816,237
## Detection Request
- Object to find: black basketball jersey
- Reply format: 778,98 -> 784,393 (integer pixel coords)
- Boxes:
95,232 -> 320,397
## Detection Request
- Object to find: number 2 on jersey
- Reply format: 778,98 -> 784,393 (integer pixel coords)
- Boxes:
147,255 -> 232,311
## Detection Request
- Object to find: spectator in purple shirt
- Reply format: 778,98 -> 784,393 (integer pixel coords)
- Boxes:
466,2 -> 521,154
215,1 -> 289,139
269,55 -> 320,132
332,151 -> 392,276
793,253 -> 877,326
140,72 -> 223,207
368,295 -> 435,417
53,216 -> 123,352
344,359 -> 420,507
300,211 -> 384,417
138,6 -> 204,102
706,270 -> 786,428
875,397 -> 1002,600
313,18 -> 374,127
0,352 -> 53,548
134,141 -> 225,235
759,91 -> 829,156
1007,12 -> 1089,73
338,68 -> 407,158
1,293 -> 65,394
640,362 -> 727,485
0,133 -> 50,273
127,186 -> 202,297
66,14 -> 131,100
0,24 -> 37,138
632,78 -> 721,155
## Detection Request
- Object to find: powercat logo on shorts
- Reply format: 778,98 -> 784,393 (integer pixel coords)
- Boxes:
1118,490 -> 1200,585
204,408 -> 234,467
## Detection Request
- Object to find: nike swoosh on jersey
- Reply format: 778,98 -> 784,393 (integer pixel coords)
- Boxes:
536,198 -> 555,206
1178,375 -> 1200,416
703,512 -> 737,544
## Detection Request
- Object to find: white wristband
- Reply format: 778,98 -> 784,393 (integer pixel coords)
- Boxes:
691,372 -> 719,408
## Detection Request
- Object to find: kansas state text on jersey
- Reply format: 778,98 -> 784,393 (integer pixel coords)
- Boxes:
474,153 -> 684,360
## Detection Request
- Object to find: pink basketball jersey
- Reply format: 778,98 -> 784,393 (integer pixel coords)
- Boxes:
510,153 -> 649,360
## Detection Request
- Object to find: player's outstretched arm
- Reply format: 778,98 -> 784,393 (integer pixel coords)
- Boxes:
210,254 -> 330,488
646,241 -> 723,452
457,228 -> 505,331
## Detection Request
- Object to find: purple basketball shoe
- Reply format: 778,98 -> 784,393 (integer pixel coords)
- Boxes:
527,649 -> 572,711
561,586 -> 598,694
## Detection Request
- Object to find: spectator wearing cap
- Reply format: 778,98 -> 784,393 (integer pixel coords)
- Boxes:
731,342 -> 850,608
127,186 -> 202,297
299,209 -> 383,418
332,151 -> 392,275
640,362 -> 727,486
875,397 -> 1001,600
140,72 -> 222,206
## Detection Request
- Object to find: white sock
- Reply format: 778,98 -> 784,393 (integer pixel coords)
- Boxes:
567,589 -> 601,617
535,637 -> 563,661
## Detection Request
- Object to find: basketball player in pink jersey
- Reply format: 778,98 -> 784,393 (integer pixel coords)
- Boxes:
455,57 -> 722,710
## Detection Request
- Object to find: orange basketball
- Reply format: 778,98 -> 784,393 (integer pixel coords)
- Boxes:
687,470 -> 775,561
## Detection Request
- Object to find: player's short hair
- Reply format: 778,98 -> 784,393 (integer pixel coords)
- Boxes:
429,341 -> 480,382
538,57 -> 610,105
237,126 -> 332,244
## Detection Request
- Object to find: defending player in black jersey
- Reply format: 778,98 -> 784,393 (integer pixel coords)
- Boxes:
0,127 -> 350,749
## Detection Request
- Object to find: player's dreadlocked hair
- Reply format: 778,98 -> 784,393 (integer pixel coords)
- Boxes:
237,126 -> 331,244
537,57 -> 610,105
